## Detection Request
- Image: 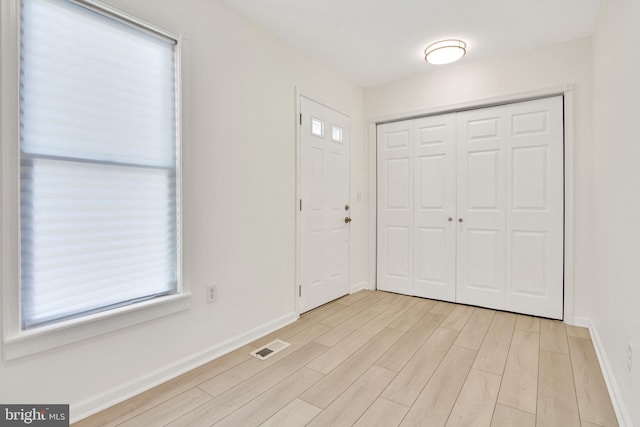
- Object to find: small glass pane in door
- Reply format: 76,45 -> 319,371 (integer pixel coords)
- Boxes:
311,118 -> 324,137
332,125 -> 343,142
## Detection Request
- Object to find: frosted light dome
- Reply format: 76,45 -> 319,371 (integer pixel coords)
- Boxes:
425,40 -> 467,65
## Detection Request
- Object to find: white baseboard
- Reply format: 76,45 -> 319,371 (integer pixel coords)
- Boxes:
572,316 -> 632,427
351,281 -> 372,293
71,311 -> 299,423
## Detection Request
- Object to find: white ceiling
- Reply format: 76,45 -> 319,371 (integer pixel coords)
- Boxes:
220,0 -> 601,87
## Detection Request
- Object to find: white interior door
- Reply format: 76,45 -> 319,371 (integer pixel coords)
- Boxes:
377,121 -> 413,295
456,106 -> 507,310
299,96 -> 350,313
505,97 -> 564,318
413,114 -> 457,301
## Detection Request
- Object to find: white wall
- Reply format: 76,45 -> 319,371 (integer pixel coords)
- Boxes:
364,37 -> 594,322
591,0 -> 640,424
0,0 -> 364,420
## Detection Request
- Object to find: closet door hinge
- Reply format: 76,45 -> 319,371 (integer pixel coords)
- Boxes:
299,285 -> 302,297
300,113 -> 302,125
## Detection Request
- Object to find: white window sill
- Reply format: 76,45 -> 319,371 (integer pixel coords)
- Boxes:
3,293 -> 191,360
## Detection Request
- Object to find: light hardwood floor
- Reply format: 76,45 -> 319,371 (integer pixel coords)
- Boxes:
74,290 -> 618,427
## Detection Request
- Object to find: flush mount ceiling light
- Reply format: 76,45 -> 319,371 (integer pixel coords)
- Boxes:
424,39 -> 467,65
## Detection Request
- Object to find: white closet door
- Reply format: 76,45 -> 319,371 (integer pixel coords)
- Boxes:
376,97 -> 564,319
377,121 -> 413,295
413,114 -> 457,301
505,97 -> 564,318
456,106 -> 507,310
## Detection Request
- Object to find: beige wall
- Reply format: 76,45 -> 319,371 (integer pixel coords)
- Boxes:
364,36 -> 594,322
0,0 -> 364,420
591,0 -> 640,424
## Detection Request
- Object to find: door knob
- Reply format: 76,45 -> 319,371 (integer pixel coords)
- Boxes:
345,204 -> 350,211
448,217 -> 453,222
458,218 -> 464,223
344,217 -> 352,224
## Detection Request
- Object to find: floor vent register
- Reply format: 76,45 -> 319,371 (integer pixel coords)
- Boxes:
250,339 -> 291,360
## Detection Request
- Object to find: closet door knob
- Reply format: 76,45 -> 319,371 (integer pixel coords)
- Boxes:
458,218 -> 464,223
448,217 -> 453,222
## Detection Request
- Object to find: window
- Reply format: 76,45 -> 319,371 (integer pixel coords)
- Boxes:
18,0 -> 181,330
311,117 -> 324,137
332,125 -> 343,143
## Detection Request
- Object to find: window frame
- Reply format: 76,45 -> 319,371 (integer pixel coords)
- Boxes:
1,0 -> 189,360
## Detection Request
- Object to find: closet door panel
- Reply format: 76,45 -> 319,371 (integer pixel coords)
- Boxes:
506,97 -> 564,319
413,115 -> 457,301
456,106 -> 506,310
377,121 -> 413,294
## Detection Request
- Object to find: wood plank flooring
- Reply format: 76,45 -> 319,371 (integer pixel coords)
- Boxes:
74,290 -> 618,427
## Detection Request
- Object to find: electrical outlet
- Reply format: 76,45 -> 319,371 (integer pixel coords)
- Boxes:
628,342 -> 634,371
206,284 -> 217,304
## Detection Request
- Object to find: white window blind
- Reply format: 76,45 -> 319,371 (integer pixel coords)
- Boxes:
20,0 -> 179,329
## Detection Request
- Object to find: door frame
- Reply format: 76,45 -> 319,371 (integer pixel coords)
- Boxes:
369,85 -> 576,323
295,88 -> 352,315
